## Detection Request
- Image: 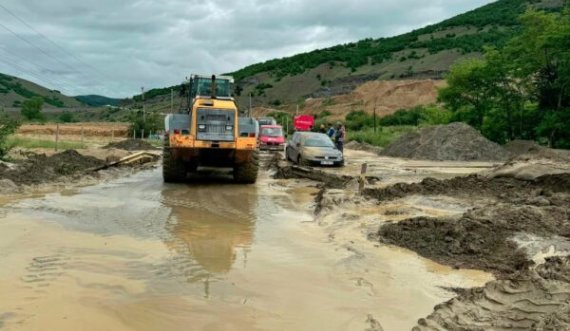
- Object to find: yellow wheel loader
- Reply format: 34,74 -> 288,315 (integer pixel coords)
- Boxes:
163,75 -> 258,183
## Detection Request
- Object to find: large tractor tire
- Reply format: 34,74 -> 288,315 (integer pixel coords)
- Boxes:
234,150 -> 259,184
162,136 -> 187,183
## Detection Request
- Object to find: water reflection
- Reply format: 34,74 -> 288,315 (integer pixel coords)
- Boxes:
160,183 -> 257,275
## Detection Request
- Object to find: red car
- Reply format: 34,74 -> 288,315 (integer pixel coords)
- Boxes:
259,125 -> 285,151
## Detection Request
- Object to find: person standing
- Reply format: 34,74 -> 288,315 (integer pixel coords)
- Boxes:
334,122 -> 346,153
327,124 -> 335,138
319,124 -> 327,134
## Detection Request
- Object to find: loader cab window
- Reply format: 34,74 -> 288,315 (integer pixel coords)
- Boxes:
192,78 -> 231,98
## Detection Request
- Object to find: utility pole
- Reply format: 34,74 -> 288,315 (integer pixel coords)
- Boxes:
141,87 -> 146,139
296,104 -> 299,115
170,88 -> 174,113
374,98 -> 378,133
249,93 -> 252,118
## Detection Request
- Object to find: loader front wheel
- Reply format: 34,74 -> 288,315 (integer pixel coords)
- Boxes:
234,151 -> 259,184
162,137 -> 187,183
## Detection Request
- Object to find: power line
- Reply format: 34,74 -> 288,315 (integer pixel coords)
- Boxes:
0,47 -> 84,93
0,3 -> 114,82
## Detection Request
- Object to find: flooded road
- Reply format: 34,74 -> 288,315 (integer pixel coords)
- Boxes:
0,168 -> 492,330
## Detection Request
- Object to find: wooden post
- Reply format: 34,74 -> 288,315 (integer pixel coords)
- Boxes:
55,124 -> 59,151
141,129 -> 144,139
133,129 -> 136,139
358,163 -> 368,195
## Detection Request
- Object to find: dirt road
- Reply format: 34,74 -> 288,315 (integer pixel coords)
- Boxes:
0,164 -> 492,330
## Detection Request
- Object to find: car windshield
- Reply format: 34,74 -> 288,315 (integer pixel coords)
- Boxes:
261,127 -> 283,137
302,134 -> 335,147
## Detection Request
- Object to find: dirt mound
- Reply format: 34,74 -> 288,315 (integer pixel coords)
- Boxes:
381,122 -> 510,161
505,139 -> 570,162
415,256 -> 570,331
0,150 -> 105,185
364,173 -> 570,203
374,201 -> 570,277
103,139 -> 157,151
345,141 -> 383,155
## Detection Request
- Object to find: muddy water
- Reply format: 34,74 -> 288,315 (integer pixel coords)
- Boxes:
0,169 -> 491,331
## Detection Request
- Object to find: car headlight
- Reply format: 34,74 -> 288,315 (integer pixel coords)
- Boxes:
226,125 -> 233,131
198,124 -> 206,131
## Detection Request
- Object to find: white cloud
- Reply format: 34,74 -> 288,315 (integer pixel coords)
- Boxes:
0,0 -> 494,97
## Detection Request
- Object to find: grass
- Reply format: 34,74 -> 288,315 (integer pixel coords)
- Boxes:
348,126 -> 416,147
7,136 -> 87,150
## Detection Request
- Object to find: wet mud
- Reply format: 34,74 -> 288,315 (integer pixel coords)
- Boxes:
0,150 -> 105,185
414,256 -> 570,331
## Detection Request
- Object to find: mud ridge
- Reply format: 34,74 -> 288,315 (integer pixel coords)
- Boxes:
363,173 -> 570,203
414,256 -> 570,331
373,200 -> 570,277
103,139 -> 158,151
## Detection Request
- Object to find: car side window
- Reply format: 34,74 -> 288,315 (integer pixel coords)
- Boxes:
292,133 -> 299,144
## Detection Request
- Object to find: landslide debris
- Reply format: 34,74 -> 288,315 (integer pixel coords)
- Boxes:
374,200 -> 570,276
0,150 -> 105,185
345,141 -> 383,155
381,122 -> 510,161
414,256 -> 570,331
103,139 -> 157,151
364,173 -> 570,203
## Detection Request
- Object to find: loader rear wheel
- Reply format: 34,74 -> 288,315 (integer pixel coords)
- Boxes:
234,150 -> 259,184
162,136 -> 187,183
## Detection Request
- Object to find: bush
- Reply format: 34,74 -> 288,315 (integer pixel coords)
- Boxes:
0,110 -> 20,158
20,97 -> 44,121
348,126 -> 416,147
58,111 -> 75,123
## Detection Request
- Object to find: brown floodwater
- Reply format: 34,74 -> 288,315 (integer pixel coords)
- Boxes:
0,168 -> 492,331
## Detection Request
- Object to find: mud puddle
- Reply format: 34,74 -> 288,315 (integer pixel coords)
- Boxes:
0,168 -> 493,330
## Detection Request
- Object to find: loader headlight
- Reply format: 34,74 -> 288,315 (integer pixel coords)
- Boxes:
198,124 -> 206,131
225,125 -> 233,131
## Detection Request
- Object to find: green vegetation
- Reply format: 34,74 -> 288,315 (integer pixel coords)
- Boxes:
128,109 -> 163,138
348,126 -> 416,147
58,111 -> 76,123
6,136 -> 86,150
231,0 -> 549,81
378,105 -> 453,126
0,74 -> 64,107
0,110 -> 20,158
75,95 -> 122,107
21,97 -> 45,121
438,6 -> 570,148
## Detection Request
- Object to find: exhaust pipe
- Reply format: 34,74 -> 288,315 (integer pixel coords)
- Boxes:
211,75 -> 216,99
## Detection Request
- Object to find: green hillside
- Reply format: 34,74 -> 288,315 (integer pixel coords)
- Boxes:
75,95 -> 122,107
133,0 -> 564,109
0,73 -> 82,108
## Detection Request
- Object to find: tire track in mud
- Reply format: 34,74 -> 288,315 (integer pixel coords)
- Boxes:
21,255 -> 69,291
414,256 -> 570,331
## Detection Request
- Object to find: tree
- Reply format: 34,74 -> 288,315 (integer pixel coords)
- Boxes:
0,109 -> 20,158
20,97 -> 44,121
438,58 -> 493,128
58,111 -> 75,123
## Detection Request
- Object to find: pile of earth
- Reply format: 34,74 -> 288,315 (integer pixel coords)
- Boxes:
344,141 -> 383,155
374,198 -> 570,276
505,139 -> 570,161
0,150 -> 105,186
381,122 -> 510,161
363,173 -> 570,203
103,139 -> 157,151
414,256 -> 570,331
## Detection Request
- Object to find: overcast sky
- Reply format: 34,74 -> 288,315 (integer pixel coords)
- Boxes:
0,0 -> 494,98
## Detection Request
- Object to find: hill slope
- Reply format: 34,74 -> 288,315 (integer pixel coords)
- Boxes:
75,95 -> 122,107
135,0 -> 564,111
0,73 -> 83,108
